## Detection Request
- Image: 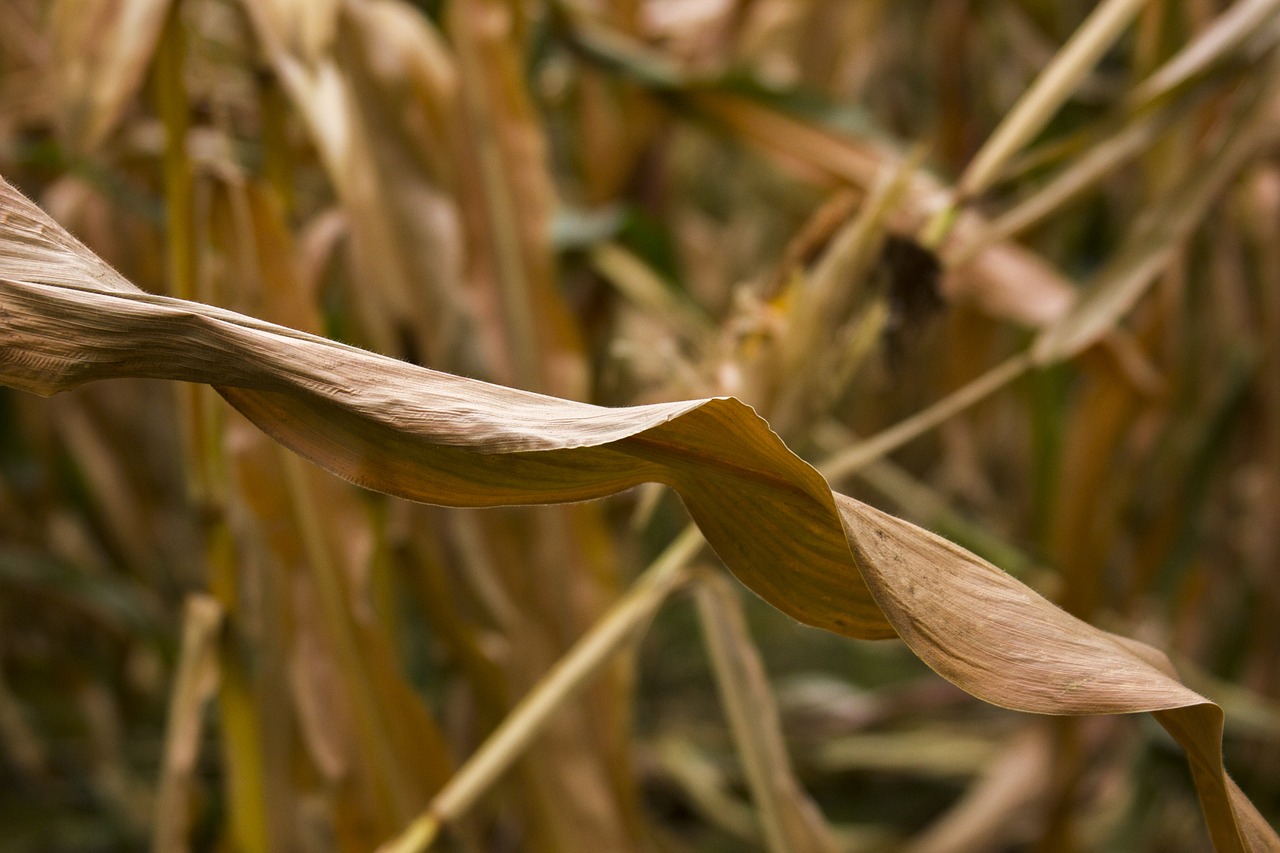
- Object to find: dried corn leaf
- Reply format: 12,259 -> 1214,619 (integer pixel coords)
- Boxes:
0,176 -> 1275,850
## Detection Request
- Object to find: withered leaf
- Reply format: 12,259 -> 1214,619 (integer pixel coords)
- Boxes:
0,176 -> 1273,850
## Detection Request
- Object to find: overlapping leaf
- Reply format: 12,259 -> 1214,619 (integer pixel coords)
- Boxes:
0,176 -> 1275,849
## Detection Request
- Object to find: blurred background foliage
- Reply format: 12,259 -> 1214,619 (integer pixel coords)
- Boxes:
1,0 -> 1280,850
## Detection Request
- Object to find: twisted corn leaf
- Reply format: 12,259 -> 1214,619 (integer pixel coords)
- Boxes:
0,176 -> 1274,850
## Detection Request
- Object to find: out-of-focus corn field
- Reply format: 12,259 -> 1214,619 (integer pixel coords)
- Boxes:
2,0 -> 1280,850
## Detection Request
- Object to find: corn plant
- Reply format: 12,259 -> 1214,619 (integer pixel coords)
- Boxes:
2,1 -> 1279,851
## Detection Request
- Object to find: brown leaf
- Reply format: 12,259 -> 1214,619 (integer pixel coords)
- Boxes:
0,174 -> 1274,850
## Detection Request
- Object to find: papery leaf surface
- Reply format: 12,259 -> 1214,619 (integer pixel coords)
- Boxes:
0,176 -> 1274,850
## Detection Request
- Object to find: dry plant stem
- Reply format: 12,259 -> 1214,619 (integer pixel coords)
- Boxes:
156,14 -> 269,850
453,7 -> 542,392
154,3 -> 194,306
782,149 -> 921,373
379,525 -> 706,853
956,0 -> 1149,201
152,595 -> 223,853
279,449 -> 414,827
819,352 -> 1034,482
1127,0 -> 1280,108
772,169 -> 907,436
655,739 -> 759,840
1032,56 -> 1280,365
824,300 -> 891,409
953,0 -> 1280,266
155,0 -> 211,502
948,0 -> 1276,262
590,242 -> 715,339
201,526 -> 271,853
903,727 -> 1052,853
923,0 -> 1148,246
952,108 -> 1176,266
695,571 -> 840,853
807,148 -> 925,325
